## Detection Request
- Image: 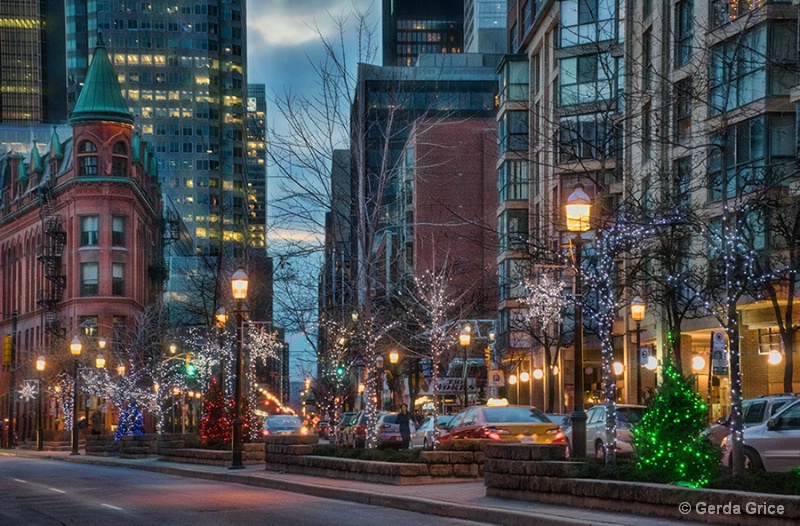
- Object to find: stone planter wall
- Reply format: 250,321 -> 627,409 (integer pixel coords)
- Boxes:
85,435 -> 119,456
159,443 -> 264,466
118,434 -> 159,458
264,436 -> 485,485
483,444 -> 800,526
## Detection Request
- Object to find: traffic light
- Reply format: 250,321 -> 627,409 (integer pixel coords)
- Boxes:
185,354 -> 196,377
335,365 -> 345,378
2,334 -> 12,366
484,345 -> 492,367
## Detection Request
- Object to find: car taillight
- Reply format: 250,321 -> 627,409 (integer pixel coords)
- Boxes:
262,429 -> 270,437
483,427 -> 509,440
550,430 -> 565,443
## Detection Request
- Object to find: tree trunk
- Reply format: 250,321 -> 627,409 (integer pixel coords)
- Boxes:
728,303 -> 744,476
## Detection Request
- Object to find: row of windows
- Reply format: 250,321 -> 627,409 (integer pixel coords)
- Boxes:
80,262 -> 126,297
80,215 -> 127,247
395,20 -> 460,31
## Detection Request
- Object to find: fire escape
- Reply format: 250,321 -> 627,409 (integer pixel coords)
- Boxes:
36,185 -> 66,337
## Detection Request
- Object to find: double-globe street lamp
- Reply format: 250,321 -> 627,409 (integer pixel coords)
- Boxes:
230,267 -> 249,470
69,336 -> 106,455
565,184 -> 592,459
459,325 -> 472,409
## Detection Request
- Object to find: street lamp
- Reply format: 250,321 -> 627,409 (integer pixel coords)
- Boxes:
69,336 -> 82,455
230,267 -> 248,470
566,183 -> 591,458
36,355 -> 45,451
459,325 -> 471,409
630,296 -> 646,404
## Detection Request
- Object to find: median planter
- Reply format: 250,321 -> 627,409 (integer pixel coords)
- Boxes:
483,444 -> 800,525
264,436 -> 485,485
159,443 -> 264,466
85,435 -> 119,456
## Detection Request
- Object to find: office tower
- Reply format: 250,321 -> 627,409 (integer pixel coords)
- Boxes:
463,0 -> 506,54
0,0 -> 67,123
382,0 -> 464,66
246,84 -> 267,251
65,1 -> 251,319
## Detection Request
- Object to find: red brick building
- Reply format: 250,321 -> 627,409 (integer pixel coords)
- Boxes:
0,36 -> 163,439
399,117 -> 498,316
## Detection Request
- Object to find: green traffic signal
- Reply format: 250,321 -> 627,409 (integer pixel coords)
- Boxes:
186,362 -> 197,376
335,365 -> 345,377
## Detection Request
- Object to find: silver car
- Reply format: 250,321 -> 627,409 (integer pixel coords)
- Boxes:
410,415 -> 453,449
564,404 -> 645,458
707,394 -> 798,446
722,399 -> 800,471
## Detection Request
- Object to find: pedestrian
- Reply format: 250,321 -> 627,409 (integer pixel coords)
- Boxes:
90,408 -> 103,435
396,403 -> 412,449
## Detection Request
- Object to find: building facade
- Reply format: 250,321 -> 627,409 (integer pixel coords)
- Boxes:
464,0 -> 506,54
382,0 -> 464,66
0,37 -> 163,439
498,0 -> 800,416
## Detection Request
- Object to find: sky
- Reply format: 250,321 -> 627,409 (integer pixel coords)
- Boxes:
245,0 -> 378,383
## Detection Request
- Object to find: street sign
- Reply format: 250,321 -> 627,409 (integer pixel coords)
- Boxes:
711,332 -> 728,375
638,347 -> 649,366
488,370 -> 504,387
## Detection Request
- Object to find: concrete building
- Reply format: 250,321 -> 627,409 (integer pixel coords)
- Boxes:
0,36 -> 163,439
464,0 -> 506,54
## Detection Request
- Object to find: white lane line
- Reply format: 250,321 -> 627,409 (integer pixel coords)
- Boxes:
13,479 -> 27,483
101,504 -> 124,511
49,488 -> 66,493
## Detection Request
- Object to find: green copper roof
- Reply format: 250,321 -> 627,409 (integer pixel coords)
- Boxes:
132,133 -> 141,163
50,127 -> 64,160
69,33 -> 134,126
17,155 -> 28,183
30,141 -> 43,173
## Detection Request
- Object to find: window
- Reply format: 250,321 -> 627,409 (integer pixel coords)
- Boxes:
499,110 -> 528,153
498,160 -> 529,202
642,104 -> 652,161
558,113 -> 618,162
671,157 -> 692,208
642,30 -> 653,91
112,141 -> 128,177
499,209 -> 528,252
81,263 -> 99,296
674,79 -> 692,144
499,59 -> 529,105
81,216 -> 99,246
675,0 -> 693,67
78,141 -> 98,176
558,53 -> 618,106
711,0 -> 770,29
112,216 -> 126,246
560,0 -> 617,47
112,263 -> 125,296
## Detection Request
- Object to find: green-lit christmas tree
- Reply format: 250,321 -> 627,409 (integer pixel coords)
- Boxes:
200,377 -> 231,447
631,359 -> 721,487
114,401 -> 145,440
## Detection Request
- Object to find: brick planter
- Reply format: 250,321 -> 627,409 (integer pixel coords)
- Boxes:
85,435 -> 119,456
119,434 -> 158,458
264,436 -> 485,485
159,443 -> 264,466
483,444 -> 800,525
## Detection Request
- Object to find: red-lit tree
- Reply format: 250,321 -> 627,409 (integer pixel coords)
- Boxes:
199,377 -> 230,447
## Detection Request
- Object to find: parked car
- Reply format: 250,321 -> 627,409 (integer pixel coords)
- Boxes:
438,400 -> 565,446
333,411 -> 357,445
707,394 -> 798,445
722,399 -> 800,471
546,413 -> 572,428
376,412 -> 408,448
344,411 -> 367,448
410,414 -> 454,449
314,420 -> 330,439
262,415 -> 307,437
564,404 -> 645,459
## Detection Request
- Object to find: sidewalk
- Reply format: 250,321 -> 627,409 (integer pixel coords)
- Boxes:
0,448 -> 698,526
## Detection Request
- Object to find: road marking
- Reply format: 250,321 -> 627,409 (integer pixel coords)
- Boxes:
49,488 -> 66,493
101,504 -> 124,511
14,479 -> 27,483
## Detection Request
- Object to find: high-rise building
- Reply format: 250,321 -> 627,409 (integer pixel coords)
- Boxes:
382,0 -> 464,66
246,83 -> 267,251
463,0 -> 506,54
0,0 -> 67,123
64,1 -> 252,320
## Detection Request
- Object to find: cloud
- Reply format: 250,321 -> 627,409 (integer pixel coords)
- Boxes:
247,0 -> 362,48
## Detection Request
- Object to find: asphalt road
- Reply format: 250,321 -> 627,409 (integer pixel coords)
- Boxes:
0,456 -> 489,526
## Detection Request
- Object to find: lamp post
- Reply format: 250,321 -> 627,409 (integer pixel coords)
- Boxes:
230,267 -> 248,470
69,336 -> 82,455
630,296 -> 646,404
459,325 -> 471,409
566,183 -> 591,458
388,350 -> 399,408
35,355 -> 45,450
